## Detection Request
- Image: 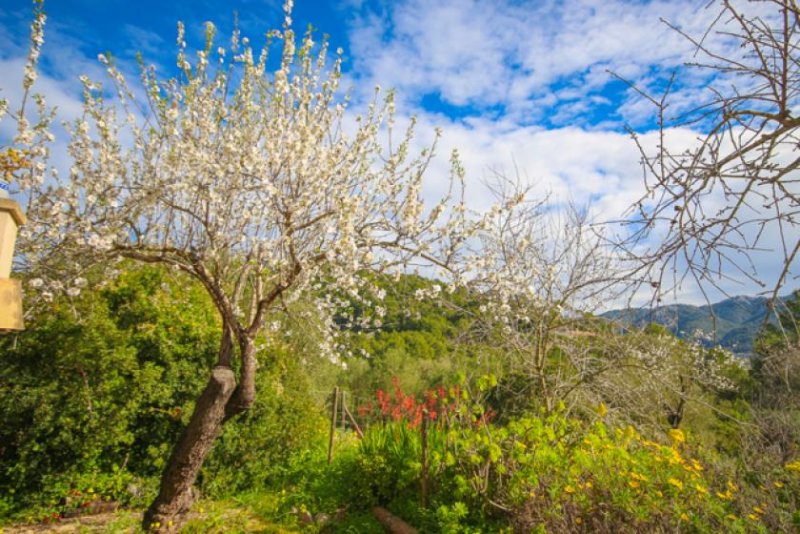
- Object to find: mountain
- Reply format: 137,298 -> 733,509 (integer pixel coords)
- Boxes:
601,295 -> 781,356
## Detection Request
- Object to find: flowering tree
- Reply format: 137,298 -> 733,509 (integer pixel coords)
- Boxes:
591,326 -> 741,430
3,2 -> 473,530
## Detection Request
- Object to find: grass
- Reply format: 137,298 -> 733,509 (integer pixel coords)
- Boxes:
0,493 -> 303,534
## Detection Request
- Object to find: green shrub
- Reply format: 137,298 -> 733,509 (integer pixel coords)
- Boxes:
0,263 -> 325,521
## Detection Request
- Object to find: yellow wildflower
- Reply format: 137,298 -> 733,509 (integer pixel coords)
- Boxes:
575,518 -> 583,525
725,514 -> 737,521
668,478 -> 684,490
694,484 -> 708,495
785,460 -> 800,472
564,485 -> 576,494
628,480 -> 640,489
753,506 -> 764,515
597,402 -> 608,418
669,428 -> 685,444
773,481 -> 784,488
666,447 -> 684,466
680,513 -> 689,521
748,514 -> 758,521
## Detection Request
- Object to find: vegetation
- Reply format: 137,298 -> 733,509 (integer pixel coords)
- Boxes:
1,265 -> 799,532
603,295 -> 784,356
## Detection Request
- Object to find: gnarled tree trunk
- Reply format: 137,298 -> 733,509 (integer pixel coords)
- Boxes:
142,365 -> 236,532
142,326 -> 258,533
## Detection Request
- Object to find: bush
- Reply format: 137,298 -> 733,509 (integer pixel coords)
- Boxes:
0,263 -> 325,522
0,265 -> 218,518
304,378 -> 778,533
199,346 -> 327,497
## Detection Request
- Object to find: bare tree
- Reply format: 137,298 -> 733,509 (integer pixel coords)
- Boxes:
621,0 -> 800,308
457,179 -> 624,412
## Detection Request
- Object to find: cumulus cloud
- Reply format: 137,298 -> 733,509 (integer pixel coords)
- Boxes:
0,0 -> 794,306
344,0 -> 746,126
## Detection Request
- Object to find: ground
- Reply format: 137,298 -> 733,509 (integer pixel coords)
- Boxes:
1,498 -> 302,534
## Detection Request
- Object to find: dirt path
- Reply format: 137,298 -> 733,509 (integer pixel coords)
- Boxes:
2,511 -> 140,533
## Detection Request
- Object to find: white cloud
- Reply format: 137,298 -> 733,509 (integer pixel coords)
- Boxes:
1,0 -> 794,308
345,0 -> 733,123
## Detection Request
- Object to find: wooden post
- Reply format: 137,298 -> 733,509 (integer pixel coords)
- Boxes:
372,507 -> 419,534
341,390 -> 347,431
343,404 -> 364,439
420,409 -> 429,507
327,387 -> 339,464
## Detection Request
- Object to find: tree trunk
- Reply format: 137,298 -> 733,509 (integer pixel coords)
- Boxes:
142,366 -> 236,532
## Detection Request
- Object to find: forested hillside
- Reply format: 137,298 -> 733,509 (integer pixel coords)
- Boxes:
602,295 -> 789,356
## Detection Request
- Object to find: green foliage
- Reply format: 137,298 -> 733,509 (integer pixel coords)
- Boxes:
2,263 -> 795,532
337,274 -> 505,407
754,290 -> 800,355
293,378 -> 781,533
0,264 -> 219,516
0,263 -> 325,523
200,348 -> 326,497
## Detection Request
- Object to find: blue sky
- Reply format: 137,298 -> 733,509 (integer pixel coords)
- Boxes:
0,0 -> 793,305
1,0 -> 713,127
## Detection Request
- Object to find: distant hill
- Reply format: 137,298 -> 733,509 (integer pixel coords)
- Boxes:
601,295 -> 784,356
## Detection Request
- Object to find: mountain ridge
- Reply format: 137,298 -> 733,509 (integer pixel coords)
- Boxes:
600,294 -> 785,356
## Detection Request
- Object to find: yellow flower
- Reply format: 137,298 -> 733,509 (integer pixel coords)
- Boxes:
753,506 -> 764,515
747,514 -> 758,521
716,489 -> 733,500
597,402 -> 608,418
575,518 -> 583,525
773,481 -> 784,488
628,480 -> 640,489
668,478 -> 684,490
694,484 -> 708,495
666,448 -> 684,466
680,513 -> 689,521
584,481 -> 592,488
668,428 -> 685,444
725,514 -> 737,521
784,460 -> 800,472
726,480 -> 738,492
564,485 -> 576,494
